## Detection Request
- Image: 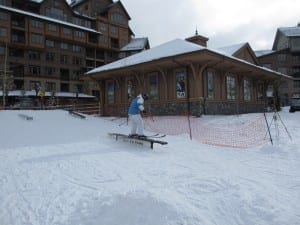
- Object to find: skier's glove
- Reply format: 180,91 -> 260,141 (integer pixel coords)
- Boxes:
142,110 -> 146,114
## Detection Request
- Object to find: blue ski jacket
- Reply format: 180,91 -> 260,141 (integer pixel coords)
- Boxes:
128,94 -> 144,115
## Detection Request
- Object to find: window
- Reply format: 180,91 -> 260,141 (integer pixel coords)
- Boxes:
75,30 -> 85,38
84,20 -> 91,29
0,46 -> 4,55
294,80 -> 300,88
46,52 -> 55,61
110,26 -> 118,35
62,27 -> 71,35
0,12 -> 8,20
28,51 -> 41,60
72,17 -> 81,26
72,56 -> 82,65
149,74 -> 158,100
291,38 -> 300,52
207,71 -> 214,99
29,65 -> 41,75
60,55 -> 68,64
46,82 -> 56,92
60,42 -> 68,50
277,54 -> 286,62
0,27 -> 7,37
226,75 -> 236,100
243,79 -> 251,101
111,12 -> 126,25
31,33 -> 43,44
72,45 -> 81,52
45,67 -> 56,75
257,83 -> 264,100
127,79 -> 135,102
99,35 -> 108,45
176,70 -> 186,98
30,81 -> 41,91
48,24 -> 57,32
107,81 -> 115,104
100,23 -> 107,31
46,39 -> 55,47
45,7 -> 67,21
31,20 -> 43,29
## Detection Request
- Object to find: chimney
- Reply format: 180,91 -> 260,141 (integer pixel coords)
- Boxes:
185,29 -> 209,47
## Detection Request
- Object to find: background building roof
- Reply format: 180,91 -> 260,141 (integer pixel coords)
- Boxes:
279,26 -> 300,37
120,37 -> 149,52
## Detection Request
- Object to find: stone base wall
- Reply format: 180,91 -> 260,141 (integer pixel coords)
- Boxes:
204,101 -> 266,115
147,101 -> 266,116
148,101 -> 203,117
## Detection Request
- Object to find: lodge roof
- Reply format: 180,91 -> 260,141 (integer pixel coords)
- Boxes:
85,38 -> 290,80
217,43 -> 247,56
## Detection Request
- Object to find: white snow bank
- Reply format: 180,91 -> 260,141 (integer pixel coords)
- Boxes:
0,109 -> 299,225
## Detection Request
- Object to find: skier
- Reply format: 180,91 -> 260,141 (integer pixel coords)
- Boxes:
128,93 -> 149,138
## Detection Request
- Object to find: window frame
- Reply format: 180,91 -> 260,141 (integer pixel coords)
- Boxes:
243,79 -> 252,101
207,70 -> 214,99
107,80 -> 115,104
175,69 -> 187,99
226,75 -> 236,100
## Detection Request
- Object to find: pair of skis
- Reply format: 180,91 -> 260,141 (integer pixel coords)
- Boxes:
109,133 -> 168,149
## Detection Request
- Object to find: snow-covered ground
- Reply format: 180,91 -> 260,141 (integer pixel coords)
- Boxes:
0,108 -> 299,225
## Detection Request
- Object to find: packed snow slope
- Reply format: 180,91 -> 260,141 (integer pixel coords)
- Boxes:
0,109 -> 299,225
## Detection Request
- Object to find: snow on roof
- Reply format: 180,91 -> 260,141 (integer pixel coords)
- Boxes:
279,26 -> 300,37
86,38 -> 291,79
0,5 -> 100,34
121,38 -> 149,52
217,43 -> 247,56
255,50 -> 275,57
86,38 -> 204,74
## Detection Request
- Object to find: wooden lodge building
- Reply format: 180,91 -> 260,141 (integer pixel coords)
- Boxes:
83,35 -> 291,116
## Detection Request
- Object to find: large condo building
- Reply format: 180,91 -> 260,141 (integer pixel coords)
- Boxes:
256,24 -> 300,105
0,0 -> 141,103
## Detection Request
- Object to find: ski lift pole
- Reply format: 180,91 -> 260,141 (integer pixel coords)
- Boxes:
263,112 -> 273,145
276,111 -> 292,141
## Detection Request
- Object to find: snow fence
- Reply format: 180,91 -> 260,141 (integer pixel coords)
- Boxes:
143,114 -> 269,148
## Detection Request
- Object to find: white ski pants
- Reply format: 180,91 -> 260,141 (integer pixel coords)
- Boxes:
129,114 -> 144,135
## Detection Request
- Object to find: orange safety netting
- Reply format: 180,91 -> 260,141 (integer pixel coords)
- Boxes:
144,114 -> 269,148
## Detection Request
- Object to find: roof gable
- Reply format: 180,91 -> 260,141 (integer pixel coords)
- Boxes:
218,42 -> 259,65
272,26 -> 300,50
97,0 -> 130,20
121,38 -> 150,52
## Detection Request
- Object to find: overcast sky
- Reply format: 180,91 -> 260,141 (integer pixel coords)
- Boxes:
120,0 -> 300,50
